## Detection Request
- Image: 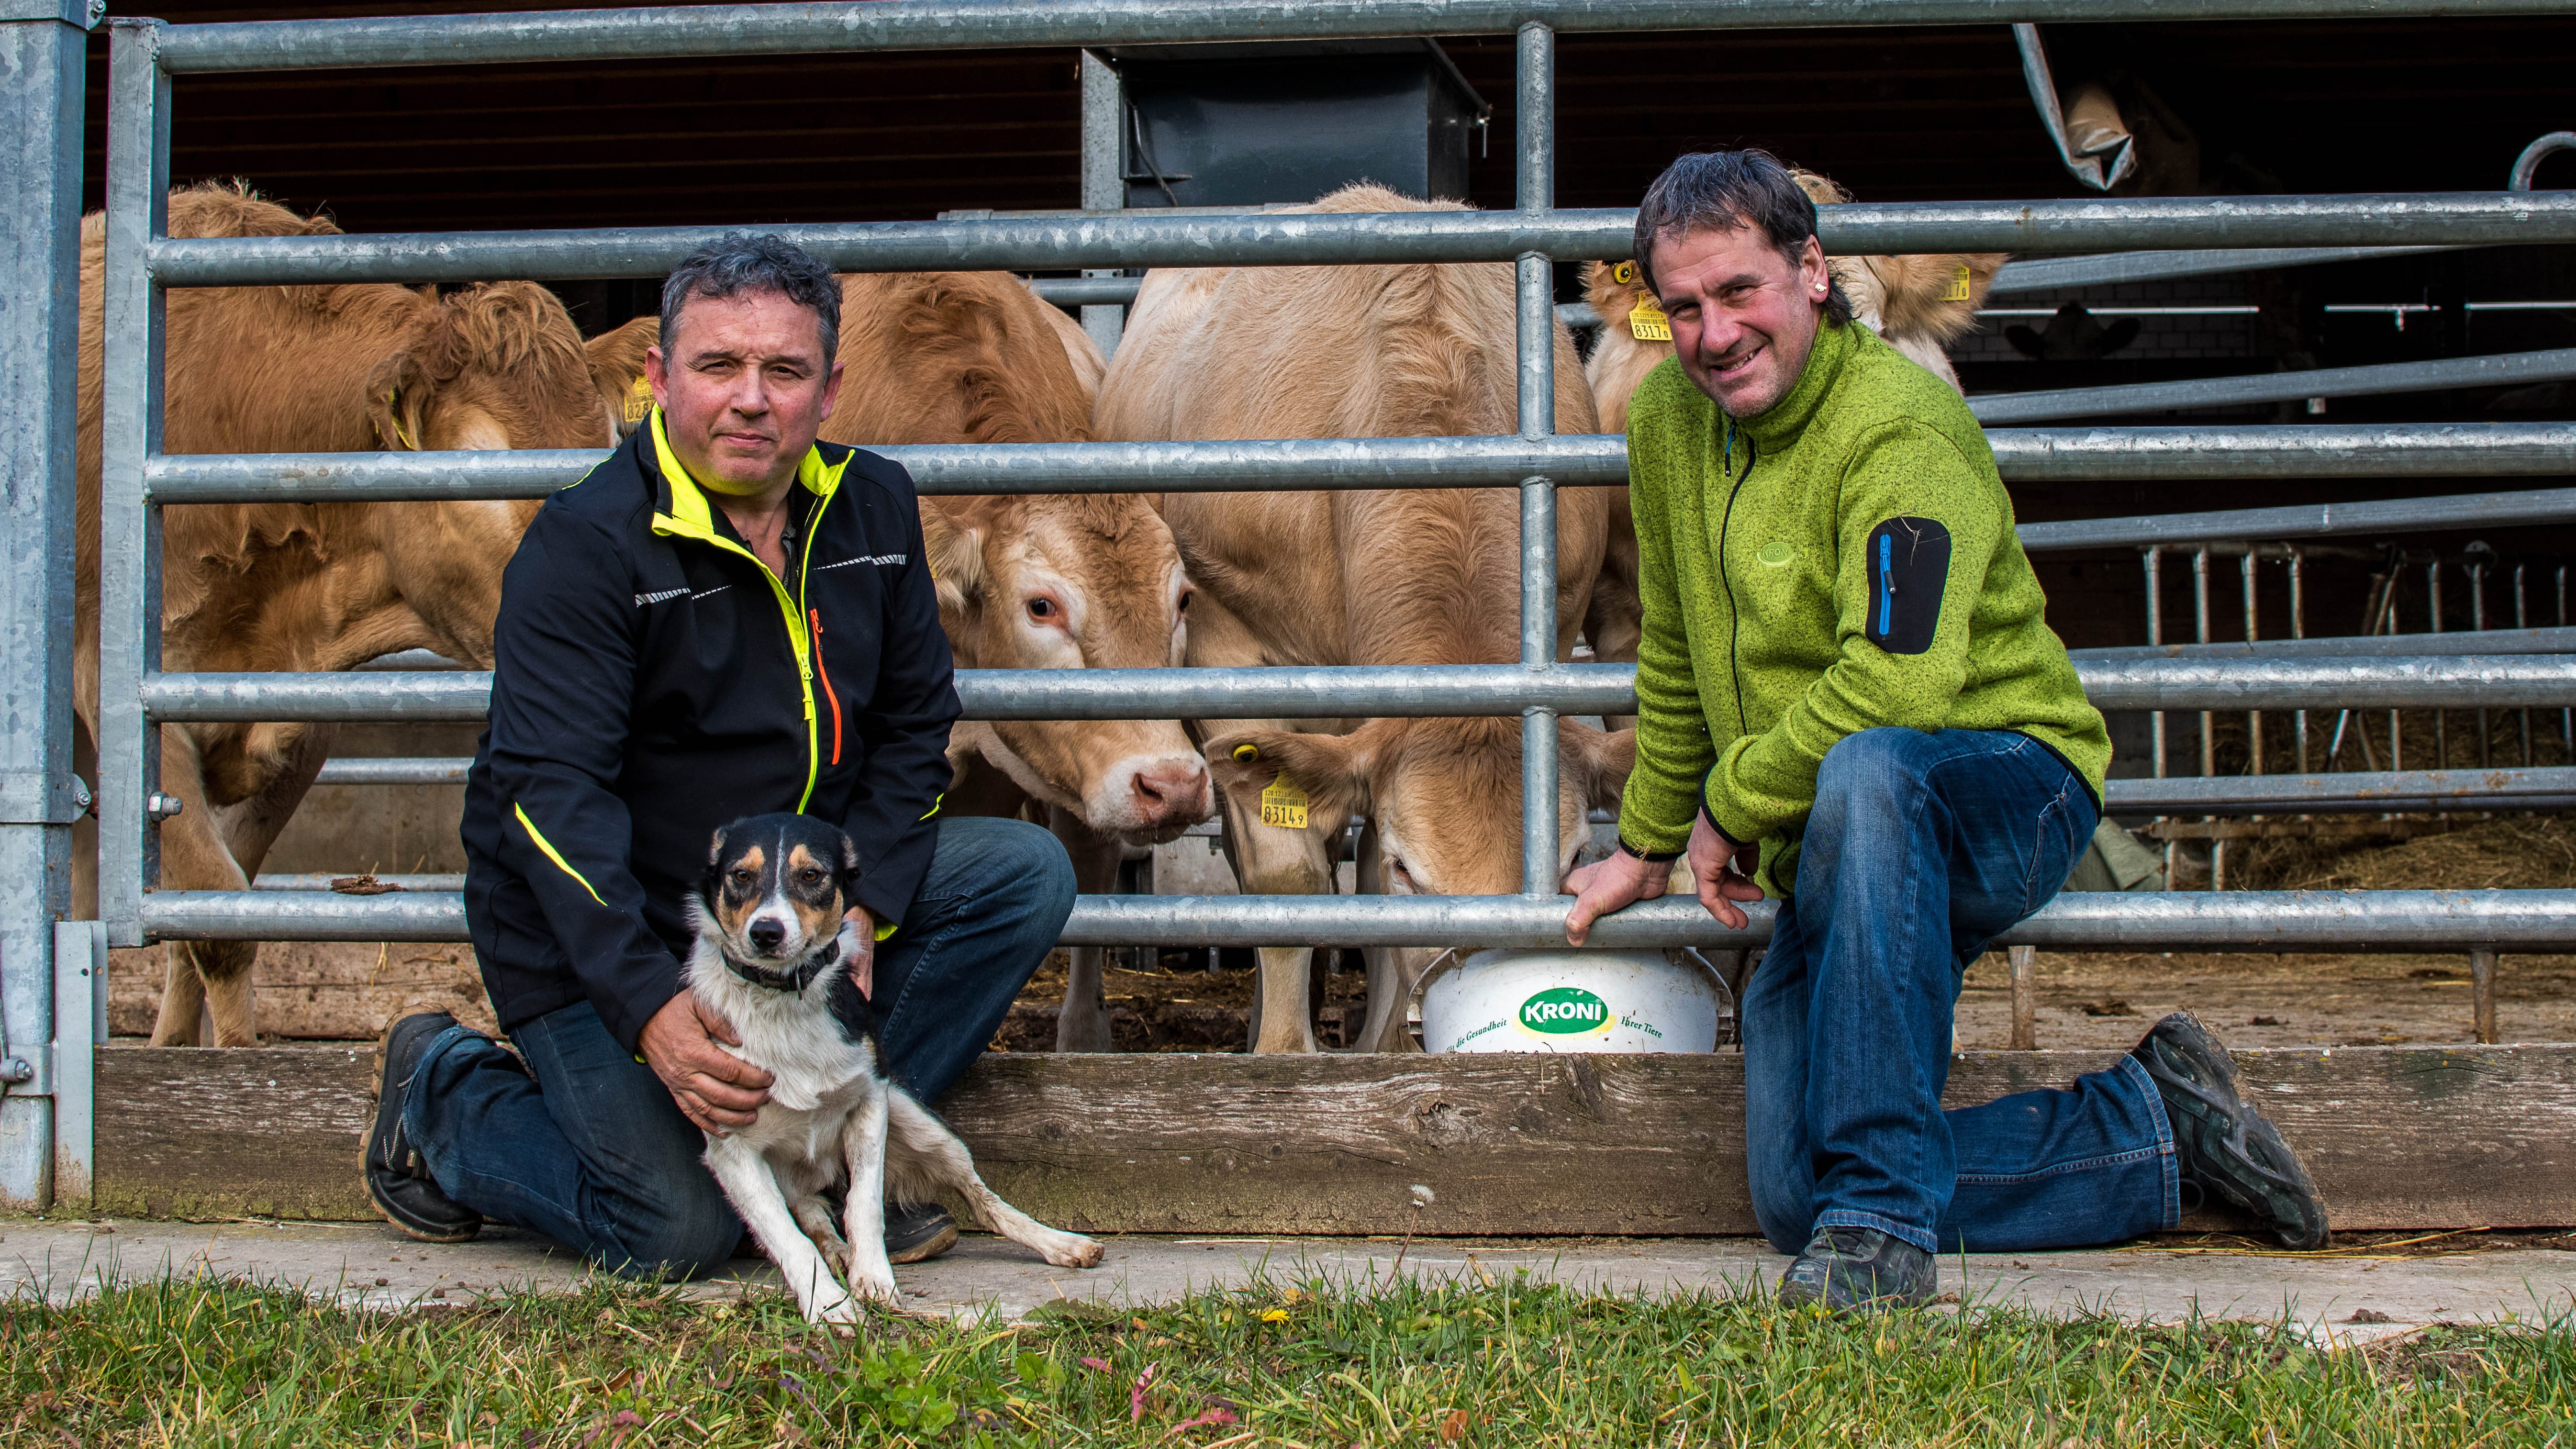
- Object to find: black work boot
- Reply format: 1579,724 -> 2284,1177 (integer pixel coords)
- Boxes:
2131,1011 -> 2329,1249
885,1201 -> 958,1264
363,1008 -> 481,1244
1776,1226 -> 1937,1311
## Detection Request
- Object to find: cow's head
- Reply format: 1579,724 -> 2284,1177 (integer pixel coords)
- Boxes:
925,493 -> 1212,843
365,282 -> 606,455
1202,715 -> 1634,894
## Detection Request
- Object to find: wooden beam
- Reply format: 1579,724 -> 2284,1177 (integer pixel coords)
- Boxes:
95,1045 -> 2576,1234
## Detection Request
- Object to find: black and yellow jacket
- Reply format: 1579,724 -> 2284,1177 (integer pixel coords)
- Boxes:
462,414 -> 959,1051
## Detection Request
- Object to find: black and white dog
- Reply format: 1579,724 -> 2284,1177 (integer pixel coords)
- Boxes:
686,813 -> 1102,1323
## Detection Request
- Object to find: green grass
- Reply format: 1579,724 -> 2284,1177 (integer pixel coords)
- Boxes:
6,1268 -> 2575,1447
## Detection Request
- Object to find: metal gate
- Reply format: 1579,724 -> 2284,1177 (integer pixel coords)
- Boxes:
11,0 -> 2576,1210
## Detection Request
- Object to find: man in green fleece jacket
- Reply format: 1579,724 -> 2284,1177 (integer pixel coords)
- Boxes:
1562,151 -> 2326,1309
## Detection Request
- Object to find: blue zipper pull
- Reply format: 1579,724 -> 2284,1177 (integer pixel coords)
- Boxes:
1877,532 -> 1896,635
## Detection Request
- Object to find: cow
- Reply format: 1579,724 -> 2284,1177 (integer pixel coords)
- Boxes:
1095,183 -> 1630,1055
583,273 -> 1212,1051
72,182 -> 611,1047
1580,169 -> 2004,723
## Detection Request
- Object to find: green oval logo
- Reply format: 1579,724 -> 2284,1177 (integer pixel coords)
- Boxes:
1756,540 -> 1794,567
1519,986 -> 1612,1036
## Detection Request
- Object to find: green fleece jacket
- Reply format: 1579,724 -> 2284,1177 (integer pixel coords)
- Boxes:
1617,318 -> 2110,896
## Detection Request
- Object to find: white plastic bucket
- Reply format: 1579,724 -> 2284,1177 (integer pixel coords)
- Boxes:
1416,947 -> 1730,1054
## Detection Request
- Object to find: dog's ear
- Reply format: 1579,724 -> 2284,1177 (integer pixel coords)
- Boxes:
837,831 -> 864,912
701,823 -> 732,901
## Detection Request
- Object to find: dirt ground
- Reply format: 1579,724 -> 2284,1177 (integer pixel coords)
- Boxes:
110,816 -> 2576,1053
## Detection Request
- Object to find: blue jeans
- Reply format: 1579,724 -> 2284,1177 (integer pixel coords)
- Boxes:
405,815 -> 1075,1278
1742,728 -> 2178,1257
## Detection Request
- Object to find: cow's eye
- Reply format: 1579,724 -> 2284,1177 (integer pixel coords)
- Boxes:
1176,591 -> 1192,614
1026,598 -> 1056,620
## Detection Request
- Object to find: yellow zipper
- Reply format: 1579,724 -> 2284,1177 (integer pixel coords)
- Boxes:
646,415 -> 846,812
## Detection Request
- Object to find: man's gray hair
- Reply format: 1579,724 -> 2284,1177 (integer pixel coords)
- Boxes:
660,233 -> 843,363
1631,148 -> 1852,327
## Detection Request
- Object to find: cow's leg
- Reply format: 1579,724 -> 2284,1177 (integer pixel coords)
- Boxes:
186,724 -> 336,1049
148,729 -> 261,1047
1046,807 -> 1120,1053
1212,769 -> 1335,1054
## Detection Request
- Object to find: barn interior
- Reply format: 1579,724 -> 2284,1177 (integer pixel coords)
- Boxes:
80,1 -> 2576,1050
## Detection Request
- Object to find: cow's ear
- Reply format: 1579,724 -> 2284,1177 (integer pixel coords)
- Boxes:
364,351 -> 433,452
1561,719 -> 1636,814
585,316 -> 660,439
1203,725 -> 1379,835
918,502 -> 985,623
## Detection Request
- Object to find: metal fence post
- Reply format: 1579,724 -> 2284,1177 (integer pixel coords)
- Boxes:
0,0 -> 95,1212
1077,48 -> 1124,361
1515,19 -> 1559,898
102,20 -> 171,953
51,920 -> 102,1208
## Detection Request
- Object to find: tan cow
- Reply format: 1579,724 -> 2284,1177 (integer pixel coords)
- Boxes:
1096,183 -> 1631,1055
72,182 -> 610,1046
587,274 -> 1213,1051
1580,169 -> 2005,714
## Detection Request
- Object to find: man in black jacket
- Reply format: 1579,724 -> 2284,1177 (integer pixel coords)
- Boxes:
360,235 -> 1076,1275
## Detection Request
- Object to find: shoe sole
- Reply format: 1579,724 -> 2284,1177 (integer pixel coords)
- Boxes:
887,1220 -> 959,1265
2140,1016 -> 2329,1249
363,1012 -> 480,1245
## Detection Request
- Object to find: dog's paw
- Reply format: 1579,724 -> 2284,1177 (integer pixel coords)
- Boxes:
1039,1232 -> 1105,1270
849,1271 -> 903,1306
808,1292 -> 862,1326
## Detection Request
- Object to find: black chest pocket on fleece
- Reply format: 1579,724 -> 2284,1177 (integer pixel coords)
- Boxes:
1864,516 -> 1951,656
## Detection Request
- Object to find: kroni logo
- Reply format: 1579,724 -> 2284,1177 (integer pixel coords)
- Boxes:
1519,986 -> 1612,1036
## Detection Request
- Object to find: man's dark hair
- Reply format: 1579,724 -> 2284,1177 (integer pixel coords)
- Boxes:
660,233 -> 843,364
1631,148 -> 1851,327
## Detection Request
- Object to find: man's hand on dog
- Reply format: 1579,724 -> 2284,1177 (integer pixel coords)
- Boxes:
844,904 -> 876,998
640,988 -> 773,1135
1562,814 -> 1763,944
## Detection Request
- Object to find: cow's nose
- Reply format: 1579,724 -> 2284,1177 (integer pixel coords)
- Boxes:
747,918 -> 786,954
1131,760 -> 1211,825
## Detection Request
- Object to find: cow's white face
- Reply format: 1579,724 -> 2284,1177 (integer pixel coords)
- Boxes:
929,495 -> 1212,844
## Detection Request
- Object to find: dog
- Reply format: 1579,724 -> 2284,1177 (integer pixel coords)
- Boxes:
685,812 -> 1103,1323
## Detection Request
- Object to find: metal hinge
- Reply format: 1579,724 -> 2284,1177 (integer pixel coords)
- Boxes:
0,1045 -> 53,1098
0,0 -> 105,28
0,771 -> 91,825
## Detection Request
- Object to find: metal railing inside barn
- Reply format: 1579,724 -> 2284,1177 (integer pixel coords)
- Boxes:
3,0 -> 2574,1209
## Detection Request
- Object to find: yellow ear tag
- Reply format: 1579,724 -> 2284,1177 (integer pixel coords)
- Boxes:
622,375 -> 655,425
1231,743 -> 1260,763
1941,263 -> 1973,304
1259,773 -> 1309,830
1611,261 -> 1637,286
1628,300 -> 1672,342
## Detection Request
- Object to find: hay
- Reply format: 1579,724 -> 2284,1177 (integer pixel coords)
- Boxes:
2229,812 -> 2576,892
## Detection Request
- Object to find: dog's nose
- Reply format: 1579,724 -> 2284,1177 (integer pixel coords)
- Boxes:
747,918 -> 786,954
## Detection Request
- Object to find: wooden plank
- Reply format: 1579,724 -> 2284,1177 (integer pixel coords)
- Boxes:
93,1046 -> 2576,1233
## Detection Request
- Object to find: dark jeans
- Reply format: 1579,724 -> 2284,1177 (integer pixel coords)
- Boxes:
1742,727 -> 2179,1257
406,815 -> 1075,1278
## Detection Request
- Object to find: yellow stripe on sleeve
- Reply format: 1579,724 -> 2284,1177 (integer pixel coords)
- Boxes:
513,803 -> 607,907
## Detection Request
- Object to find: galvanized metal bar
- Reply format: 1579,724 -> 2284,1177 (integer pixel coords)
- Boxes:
134,887 -> 2576,954
136,655 -> 2576,725
2106,766 -> 2576,815
2145,548 -> 2167,785
2289,548 -> 2308,771
144,0 -> 2576,75
1516,18 -> 1558,899
144,424 -> 2576,507
142,192 -> 2576,288
2018,479 -> 2576,553
100,20 -> 169,956
1076,48 -> 1124,361
1969,346 -> 2576,426
2072,624 -> 2576,660
2243,552 -> 2263,775
314,758 -> 471,786
1985,245 -> 2466,295
1032,276 -> 1137,309
0,6 -> 89,1212
253,872 -> 465,892
49,921 -> 100,1209
2513,132 -> 2576,191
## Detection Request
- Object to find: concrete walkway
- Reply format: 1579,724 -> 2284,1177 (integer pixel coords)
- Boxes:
6,1220 -> 2571,1346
